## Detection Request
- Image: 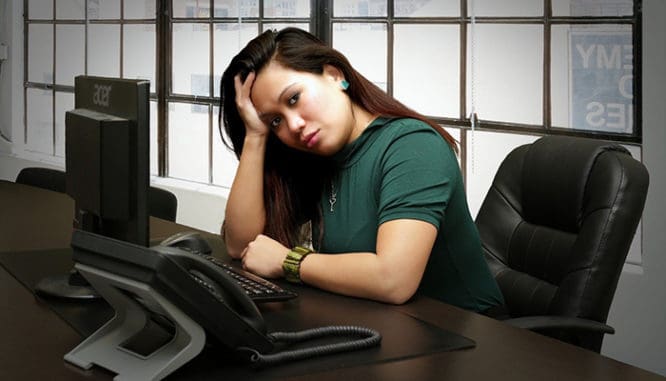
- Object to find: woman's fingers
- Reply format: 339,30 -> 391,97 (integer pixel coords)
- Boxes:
234,72 -> 267,136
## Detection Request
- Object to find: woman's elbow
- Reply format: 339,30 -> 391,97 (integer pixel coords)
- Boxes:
225,241 -> 244,259
382,288 -> 416,305
377,277 -> 419,305
221,227 -> 251,259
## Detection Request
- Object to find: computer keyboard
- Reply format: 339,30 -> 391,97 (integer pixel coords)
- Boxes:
198,254 -> 298,303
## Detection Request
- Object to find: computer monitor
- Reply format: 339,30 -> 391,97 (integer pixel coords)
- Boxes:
35,75 -> 150,299
66,75 -> 150,246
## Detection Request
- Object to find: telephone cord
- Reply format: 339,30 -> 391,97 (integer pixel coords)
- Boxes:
237,325 -> 381,368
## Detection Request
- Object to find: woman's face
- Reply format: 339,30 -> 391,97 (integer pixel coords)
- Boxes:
250,61 -> 358,156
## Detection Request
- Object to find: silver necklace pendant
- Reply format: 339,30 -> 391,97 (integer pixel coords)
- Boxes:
329,183 -> 337,212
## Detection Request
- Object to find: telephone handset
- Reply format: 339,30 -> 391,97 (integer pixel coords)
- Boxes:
71,229 -> 274,355
69,229 -> 381,378
155,245 -> 263,322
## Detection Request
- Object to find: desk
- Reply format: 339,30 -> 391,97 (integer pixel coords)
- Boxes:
1,180 -> 663,381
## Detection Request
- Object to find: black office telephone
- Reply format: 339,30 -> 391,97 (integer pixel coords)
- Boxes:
66,229 -> 380,380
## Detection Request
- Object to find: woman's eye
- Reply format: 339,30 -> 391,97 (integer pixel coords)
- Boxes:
270,117 -> 282,129
288,93 -> 300,106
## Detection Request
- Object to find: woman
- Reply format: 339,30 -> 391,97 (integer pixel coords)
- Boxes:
219,28 -> 504,313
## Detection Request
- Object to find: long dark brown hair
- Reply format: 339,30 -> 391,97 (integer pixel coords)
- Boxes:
219,27 -> 457,248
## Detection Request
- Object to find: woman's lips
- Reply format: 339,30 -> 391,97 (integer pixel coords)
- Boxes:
303,130 -> 319,148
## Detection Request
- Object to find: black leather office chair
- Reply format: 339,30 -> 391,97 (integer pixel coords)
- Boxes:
15,167 -> 178,222
148,186 -> 178,222
15,167 -> 67,193
475,135 -> 649,352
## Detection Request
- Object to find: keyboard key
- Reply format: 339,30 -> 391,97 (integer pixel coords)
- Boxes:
195,253 -> 298,303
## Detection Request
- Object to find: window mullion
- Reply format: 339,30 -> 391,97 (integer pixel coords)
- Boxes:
156,0 -> 169,177
312,0 -> 332,44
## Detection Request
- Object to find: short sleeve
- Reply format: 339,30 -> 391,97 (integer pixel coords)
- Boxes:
377,121 -> 459,229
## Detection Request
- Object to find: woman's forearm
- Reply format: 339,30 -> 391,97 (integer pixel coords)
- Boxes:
299,252 -> 417,304
223,134 -> 268,257
298,220 -> 436,305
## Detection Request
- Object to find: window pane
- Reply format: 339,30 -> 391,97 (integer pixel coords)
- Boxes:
28,24 -> 53,84
123,24 -> 156,92
394,24 -> 459,118
552,0 -> 633,16
263,23 -> 309,32
173,0 -> 210,18
26,88 -> 53,155
55,25 -> 85,86
88,24 -> 121,78
213,23 -> 258,98
124,0 -> 156,19
465,131 -> 538,218
552,25 -> 633,133
213,105 -> 239,187
214,0 -> 259,17
29,1 -> 53,19
150,100 -> 158,176
471,0 -> 542,17
551,25 -> 570,128
395,0 -> 458,17
55,91 -> 74,158
88,0 -> 121,19
334,0 -> 387,17
173,23 -> 211,97
264,0 -> 309,18
168,102 -> 209,183
333,23 -> 387,91
55,0 -> 85,19
467,24 -> 543,125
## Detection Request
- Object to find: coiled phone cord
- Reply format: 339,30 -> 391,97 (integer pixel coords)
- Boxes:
237,325 -> 382,368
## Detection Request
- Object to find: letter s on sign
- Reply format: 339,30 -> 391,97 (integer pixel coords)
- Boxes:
585,102 -> 605,128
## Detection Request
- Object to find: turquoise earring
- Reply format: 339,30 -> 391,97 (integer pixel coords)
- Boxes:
340,79 -> 349,90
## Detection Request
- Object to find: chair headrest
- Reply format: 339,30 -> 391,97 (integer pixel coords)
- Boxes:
521,136 -> 629,232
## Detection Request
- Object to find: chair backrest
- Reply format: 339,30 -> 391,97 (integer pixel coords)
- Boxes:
15,167 -> 178,222
16,167 -> 67,193
475,135 -> 649,350
148,186 -> 178,222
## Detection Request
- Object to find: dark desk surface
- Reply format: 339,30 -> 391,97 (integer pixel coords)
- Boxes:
1,180 -> 664,381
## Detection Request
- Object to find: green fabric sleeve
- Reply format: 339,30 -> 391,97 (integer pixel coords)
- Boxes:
377,122 -> 458,229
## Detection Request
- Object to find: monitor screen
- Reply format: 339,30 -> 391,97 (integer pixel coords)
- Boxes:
66,75 -> 150,247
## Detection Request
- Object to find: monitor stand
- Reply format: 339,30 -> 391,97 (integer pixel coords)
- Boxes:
65,262 -> 206,381
35,211 -> 106,300
35,268 -> 100,299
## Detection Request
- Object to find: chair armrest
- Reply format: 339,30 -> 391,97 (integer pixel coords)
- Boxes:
504,316 -> 615,334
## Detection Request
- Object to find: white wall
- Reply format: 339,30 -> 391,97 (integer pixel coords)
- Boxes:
0,0 -> 21,146
151,178 -> 228,234
600,0 -> 666,374
0,0 -> 664,376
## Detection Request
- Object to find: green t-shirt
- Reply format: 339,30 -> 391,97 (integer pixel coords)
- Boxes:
315,117 -> 503,312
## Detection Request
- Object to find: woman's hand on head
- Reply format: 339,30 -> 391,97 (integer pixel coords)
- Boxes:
240,234 -> 288,279
234,72 -> 269,138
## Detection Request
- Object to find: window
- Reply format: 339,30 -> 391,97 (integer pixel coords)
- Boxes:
167,0 -> 310,186
327,0 -> 639,140
23,0 -> 641,189
24,0 -> 157,171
